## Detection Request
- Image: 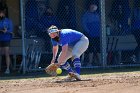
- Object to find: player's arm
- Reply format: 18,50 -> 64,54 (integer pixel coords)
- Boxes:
0,28 -> 8,33
57,44 -> 68,65
51,45 -> 59,63
0,28 -> 6,33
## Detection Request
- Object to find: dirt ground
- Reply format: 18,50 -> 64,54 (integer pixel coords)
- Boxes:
0,72 -> 140,93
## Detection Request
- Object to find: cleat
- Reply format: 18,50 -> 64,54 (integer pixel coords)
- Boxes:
69,72 -> 81,81
4,69 -> 10,74
63,74 -> 76,81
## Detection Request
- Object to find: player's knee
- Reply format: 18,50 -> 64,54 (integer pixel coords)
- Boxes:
72,54 -> 80,59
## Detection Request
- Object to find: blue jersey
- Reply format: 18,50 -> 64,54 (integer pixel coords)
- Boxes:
51,29 -> 83,47
82,11 -> 100,37
0,18 -> 13,41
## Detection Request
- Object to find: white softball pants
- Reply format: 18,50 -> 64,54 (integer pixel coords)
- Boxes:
58,35 -> 89,63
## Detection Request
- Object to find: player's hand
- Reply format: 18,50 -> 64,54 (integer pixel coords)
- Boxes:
3,29 -> 7,33
0,30 -> 5,33
0,28 -> 7,33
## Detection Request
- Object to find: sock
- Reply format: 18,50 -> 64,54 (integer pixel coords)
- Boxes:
60,62 -> 73,73
73,58 -> 81,74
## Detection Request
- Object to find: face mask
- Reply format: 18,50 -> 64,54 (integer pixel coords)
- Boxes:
0,16 -> 5,20
52,36 -> 60,42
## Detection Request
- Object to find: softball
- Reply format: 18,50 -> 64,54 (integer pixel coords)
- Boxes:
56,68 -> 62,74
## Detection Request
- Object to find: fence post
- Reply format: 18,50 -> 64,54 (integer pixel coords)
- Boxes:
20,0 -> 26,74
100,0 -> 107,67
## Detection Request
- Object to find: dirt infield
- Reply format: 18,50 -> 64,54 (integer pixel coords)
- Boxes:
0,72 -> 140,93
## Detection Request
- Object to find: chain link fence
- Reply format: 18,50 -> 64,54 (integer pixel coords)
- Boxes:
20,0 -> 140,72
106,0 -> 140,67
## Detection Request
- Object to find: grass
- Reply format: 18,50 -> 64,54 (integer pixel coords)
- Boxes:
0,66 -> 140,80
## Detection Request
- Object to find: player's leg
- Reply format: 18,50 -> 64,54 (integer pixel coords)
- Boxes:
57,47 -> 73,73
93,37 -> 100,65
133,29 -> 140,62
61,62 -> 73,73
57,48 -> 76,81
0,41 -> 11,74
72,35 -> 89,75
3,46 -> 11,74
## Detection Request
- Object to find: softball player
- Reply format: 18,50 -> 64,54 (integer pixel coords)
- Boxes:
48,25 -> 89,81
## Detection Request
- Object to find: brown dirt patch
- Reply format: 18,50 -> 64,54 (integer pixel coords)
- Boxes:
0,72 -> 140,93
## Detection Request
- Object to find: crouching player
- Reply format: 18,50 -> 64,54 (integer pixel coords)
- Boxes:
47,25 -> 89,81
